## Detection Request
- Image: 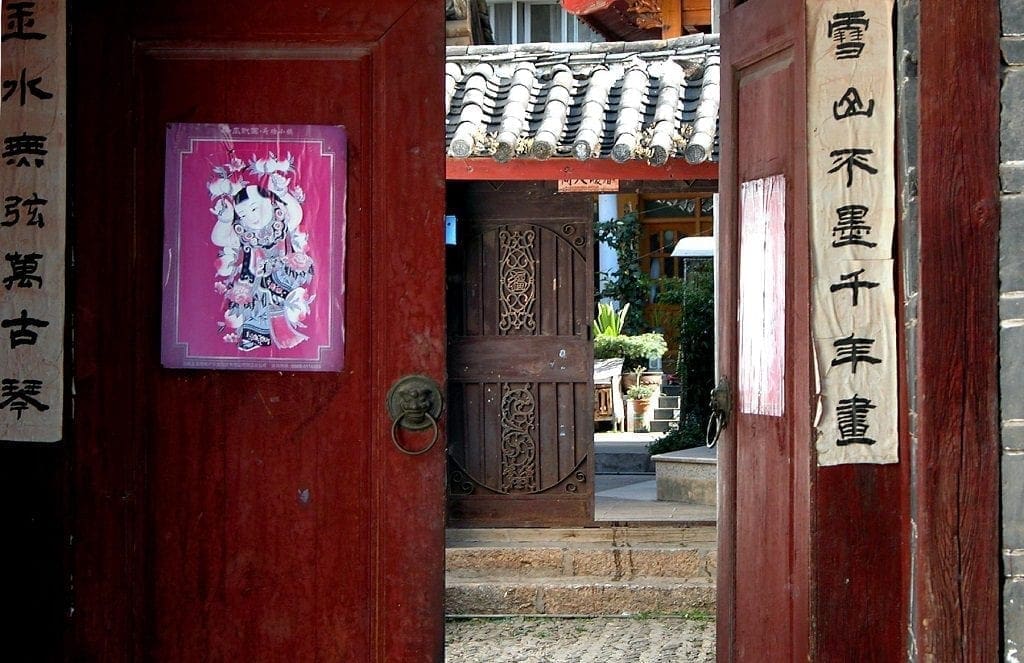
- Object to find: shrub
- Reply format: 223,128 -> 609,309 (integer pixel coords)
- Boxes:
648,412 -> 705,455
593,332 -> 667,372
649,260 -> 715,454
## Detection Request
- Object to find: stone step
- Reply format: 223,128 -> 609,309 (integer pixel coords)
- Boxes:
653,407 -> 680,419
445,577 -> 716,616
659,384 -> 682,397
446,543 -> 715,581
658,396 -> 681,408
653,449 -> 718,506
595,450 -> 654,473
447,527 -> 716,581
649,419 -> 679,433
445,527 -> 717,614
447,526 -> 717,547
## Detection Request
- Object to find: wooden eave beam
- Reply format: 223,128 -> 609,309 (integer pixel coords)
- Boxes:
446,157 -> 718,181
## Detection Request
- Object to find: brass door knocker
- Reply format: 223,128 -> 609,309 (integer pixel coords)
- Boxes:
386,375 -> 444,456
706,376 -> 731,448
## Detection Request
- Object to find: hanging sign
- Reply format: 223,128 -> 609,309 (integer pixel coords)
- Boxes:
161,123 -> 346,372
807,0 -> 898,464
557,179 -> 618,193
0,1 -> 67,442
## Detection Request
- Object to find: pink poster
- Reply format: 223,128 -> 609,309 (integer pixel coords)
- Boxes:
161,123 -> 346,371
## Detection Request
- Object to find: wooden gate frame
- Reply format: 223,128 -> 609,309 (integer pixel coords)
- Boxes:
714,0 -> 1001,659
912,1 -> 1001,658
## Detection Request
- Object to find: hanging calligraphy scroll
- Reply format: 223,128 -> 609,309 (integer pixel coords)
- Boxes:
161,123 -> 346,372
0,1 -> 66,442
808,0 -> 898,465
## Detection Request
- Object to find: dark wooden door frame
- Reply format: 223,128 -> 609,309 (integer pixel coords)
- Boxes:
717,0 -> 1001,660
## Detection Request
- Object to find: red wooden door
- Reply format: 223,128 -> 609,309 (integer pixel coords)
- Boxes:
446,182 -> 594,527
72,3 -> 446,661
717,0 -> 811,660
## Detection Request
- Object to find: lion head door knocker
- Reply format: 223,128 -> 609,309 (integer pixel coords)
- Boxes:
386,375 -> 444,456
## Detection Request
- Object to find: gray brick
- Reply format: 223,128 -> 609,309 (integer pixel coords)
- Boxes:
1006,579 -> 1024,657
1005,37 -> 1024,65
1006,0 -> 1024,36
1003,295 -> 1024,320
1004,453 -> 1024,549
1002,195 -> 1024,292
1003,326 -> 1024,421
1006,425 -> 1024,451
1003,70 -> 1024,161
1003,163 -> 1024,194
1005,550 -> 1024,577
897,5 -> 918,57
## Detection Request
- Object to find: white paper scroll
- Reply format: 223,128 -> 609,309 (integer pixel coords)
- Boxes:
0,2 -> 67,442
808,0 -> 898,465
738,175 -> 786,417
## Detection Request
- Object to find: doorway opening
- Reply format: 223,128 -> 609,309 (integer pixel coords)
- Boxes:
440,22 -> 722,660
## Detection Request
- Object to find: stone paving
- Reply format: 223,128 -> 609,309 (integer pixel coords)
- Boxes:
444,616 -> 716,662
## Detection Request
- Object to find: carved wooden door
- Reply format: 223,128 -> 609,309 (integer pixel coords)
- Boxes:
446,181 -> 594,527
71,2 -> 445,661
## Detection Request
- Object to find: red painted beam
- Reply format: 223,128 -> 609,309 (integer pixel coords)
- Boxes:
562,0 -> 615,12
446,157 -> 718,182
560,0 -> 661,41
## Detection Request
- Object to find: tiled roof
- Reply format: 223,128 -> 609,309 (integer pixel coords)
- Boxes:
445,34 -> 719,167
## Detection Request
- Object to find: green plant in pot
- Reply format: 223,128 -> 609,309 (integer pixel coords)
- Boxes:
626,380 -> 657,403
593,330 -> 667,374
593,301 -> 629,337
626,367 -> 658,432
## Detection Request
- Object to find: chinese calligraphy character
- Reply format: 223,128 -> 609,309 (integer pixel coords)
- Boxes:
833,87 -> 875,120
2,68 -> 53,107
1,309 -> 48,348
828,10 -> 869,60
0,378 -> 49,419
3,133 -> 47,168
3,251 -> 43,289
832,334 -> 882,373
831,205 -> 878,248
835,393 -> 877,445
829,268 -> 880,306
3,193 -> 48,227
828,149 -> 878,187
2,2 -> 45,41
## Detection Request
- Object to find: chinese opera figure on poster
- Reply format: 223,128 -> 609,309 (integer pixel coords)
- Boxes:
161,123 -> 346,372
208,154 -> 314,351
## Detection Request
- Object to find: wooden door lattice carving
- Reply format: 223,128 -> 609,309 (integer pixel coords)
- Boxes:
499,228 -> 537,334
500,383 -> 537,492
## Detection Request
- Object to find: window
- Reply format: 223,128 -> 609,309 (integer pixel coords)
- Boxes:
487,0 -> 602,44
641,194 -> 715,302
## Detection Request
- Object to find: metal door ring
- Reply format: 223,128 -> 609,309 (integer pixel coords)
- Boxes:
391,411 -> 440,456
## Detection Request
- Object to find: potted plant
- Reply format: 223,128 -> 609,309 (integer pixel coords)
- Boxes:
626,380 -> 657,409
626,367 -> 657,431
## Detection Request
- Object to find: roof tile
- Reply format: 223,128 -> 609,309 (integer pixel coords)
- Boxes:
445,35 -> 720,166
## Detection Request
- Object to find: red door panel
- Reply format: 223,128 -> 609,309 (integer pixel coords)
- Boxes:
718,0 -> 811,660
72,3 -> 445,661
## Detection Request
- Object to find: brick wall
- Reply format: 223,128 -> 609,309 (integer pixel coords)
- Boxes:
1003,1 -> 1024,658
